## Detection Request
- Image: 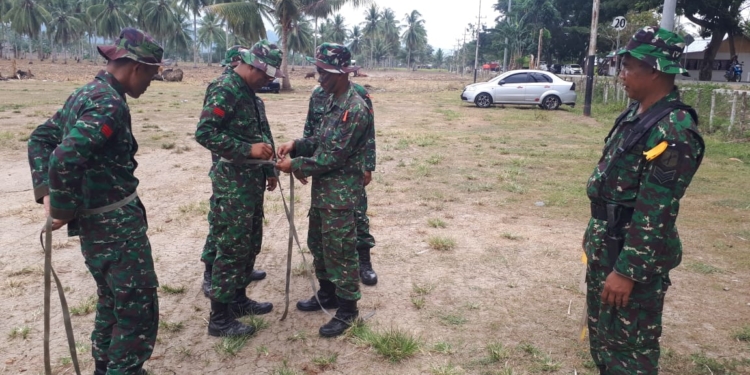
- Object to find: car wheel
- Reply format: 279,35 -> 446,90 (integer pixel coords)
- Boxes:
542,95 -> 561,110
475,93 -> 492,108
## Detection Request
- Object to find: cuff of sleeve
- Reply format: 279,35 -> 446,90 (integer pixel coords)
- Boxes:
365,167 -> 376,172
290,140 -> 302,158
50,206 -> 76,221
34,185 -> 49,204
613,260 -> 651,283
290,158 -> 306,176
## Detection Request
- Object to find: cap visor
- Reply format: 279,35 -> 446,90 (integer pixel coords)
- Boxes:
314,60 -> 359,74
97,45 -> 119,61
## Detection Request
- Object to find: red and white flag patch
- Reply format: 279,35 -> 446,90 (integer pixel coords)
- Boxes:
213,107 -> 225,117
101,124 -> 113,138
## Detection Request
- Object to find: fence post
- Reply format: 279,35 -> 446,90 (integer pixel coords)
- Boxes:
709,90 -> 716,132
729,91 -> 738,134
604,83 -> 609,104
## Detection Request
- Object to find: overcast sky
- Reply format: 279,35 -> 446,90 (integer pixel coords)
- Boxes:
334,0 -> 499,53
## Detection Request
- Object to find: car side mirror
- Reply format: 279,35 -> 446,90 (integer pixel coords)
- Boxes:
499,80 -> 506,85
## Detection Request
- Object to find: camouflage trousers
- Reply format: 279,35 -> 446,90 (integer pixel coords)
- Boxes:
585,219 -> 668,375
355,188 -> 375,252
308,207 -> 361,301
80,235 -> 159,375
205,164 -> 265,303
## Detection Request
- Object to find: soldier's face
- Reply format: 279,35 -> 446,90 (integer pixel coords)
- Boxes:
242,64 -> 275,91
128,63 -> 160,98
619,55 -> 657,100
317,67 -> 344,94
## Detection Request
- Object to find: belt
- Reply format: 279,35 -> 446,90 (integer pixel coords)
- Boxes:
79,191 -> 138,216
590,202 -> 633,223
220,157 -> 275,166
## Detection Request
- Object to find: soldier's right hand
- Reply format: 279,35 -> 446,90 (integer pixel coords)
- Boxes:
42,195 -> 71,231
250,143 -> 274,160
277,141 -> 295,159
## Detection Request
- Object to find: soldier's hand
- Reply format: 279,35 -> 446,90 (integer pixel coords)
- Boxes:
43,195 -> 51,216
293,170 -> 308,185
276,158 -> 293,173
42,195 -> 69,231
266,177 -> 278,191
364,171 -> 373,186
601,272 -> 635,308
277,141 -> 295,159
250,143 -> 274,160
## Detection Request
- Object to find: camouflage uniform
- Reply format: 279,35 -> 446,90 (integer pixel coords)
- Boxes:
195,41 -> 284,305
27,28 -> 163,375
201,45 -> 268,288
583,27 -> 705,375
303,84 -> 377,283
289,45 -> 374,331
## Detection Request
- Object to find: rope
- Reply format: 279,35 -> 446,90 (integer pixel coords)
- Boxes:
41,218 -> 81,375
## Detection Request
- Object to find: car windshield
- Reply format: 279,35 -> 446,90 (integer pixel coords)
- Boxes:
571,65 -> 581,68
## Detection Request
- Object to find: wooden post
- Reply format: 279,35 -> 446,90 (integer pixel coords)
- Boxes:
537,28 -> 543,69
729,91 -> 738,133
604,83 -> 609,104
709,90 -> 716,132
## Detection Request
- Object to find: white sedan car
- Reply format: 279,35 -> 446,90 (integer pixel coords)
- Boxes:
461,70 -> 577,110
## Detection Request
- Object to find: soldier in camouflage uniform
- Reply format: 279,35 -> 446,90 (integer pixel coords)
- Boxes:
301,81 -> 378,286
277,43 -> 374,337
201,45 -> 267,299
195,40 -> 284,337
27,28 -> 163,375
583,26 -> 704,375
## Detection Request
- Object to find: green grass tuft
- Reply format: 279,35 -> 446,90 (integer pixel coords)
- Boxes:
428,236 -> 456,251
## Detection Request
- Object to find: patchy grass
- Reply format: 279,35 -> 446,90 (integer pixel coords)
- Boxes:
412,283 -> 434,296
732,325 -> 750,342
158,320 -> 184,333
160,285 -> 186,295
428,218 -> 447,228
486,342 -> 510,363
69,295 -> 97,316
432,341 -> 454,354
7,326 -> 30,340
311,352 -> 338,370
347,321 -> 421,363
438,313 -> 467,326
428,236 -> 456,251
430,363 -> 464,375
686,261 -> 723,275
215,335 -> 250,356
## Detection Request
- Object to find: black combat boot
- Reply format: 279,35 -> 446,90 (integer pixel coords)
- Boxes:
358,247 -> 378,286
296,279 -> 339,311
208,300 -> 255,337
229,288 -> 273,317
319,298 -> 359,337
202,263 -> 212,298
249,269 -> 267,281
93,360 -> 108,375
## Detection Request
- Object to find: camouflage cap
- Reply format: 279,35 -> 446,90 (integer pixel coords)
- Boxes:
239,40 -> 285,78
221,45 -> 247,67
617,26 -> 689,76
306,43 -> 359,74
97,28 -> 164,66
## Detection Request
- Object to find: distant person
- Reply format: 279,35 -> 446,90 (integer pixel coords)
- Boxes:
27,28 -> 164,375
583,26 -> 704,375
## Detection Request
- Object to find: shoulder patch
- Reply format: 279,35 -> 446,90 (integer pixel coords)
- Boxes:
648,144 -> 682,187
213,107 -> 225,117
101,124 -> 113,138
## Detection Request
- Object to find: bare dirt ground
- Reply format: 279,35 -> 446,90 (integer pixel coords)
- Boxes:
0,60 -> 749,375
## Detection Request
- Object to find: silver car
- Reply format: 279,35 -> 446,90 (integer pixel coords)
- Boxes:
460,69 -> 577,110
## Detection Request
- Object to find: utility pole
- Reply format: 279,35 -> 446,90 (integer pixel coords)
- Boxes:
473,0 -> 482,83
462,29 -> 468,77
502,0 -> 512,71
660,0 -> 677,31
583,0 -> 600,117
536,28 -> 543,69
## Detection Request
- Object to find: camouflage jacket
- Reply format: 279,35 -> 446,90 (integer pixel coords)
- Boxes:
586,89 -> 704,283
196,69 -> 275,178
303,84 -> 376,171
292,83 -> 374,209
27,70 -> 147,243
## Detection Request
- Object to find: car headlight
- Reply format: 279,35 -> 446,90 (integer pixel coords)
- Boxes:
464,86 -> 476,92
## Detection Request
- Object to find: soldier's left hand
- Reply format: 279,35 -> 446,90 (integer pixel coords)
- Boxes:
266,177 -> 278,191
364,171 -> 373,186
601,271 -> 635,308
276,158 -> 293,173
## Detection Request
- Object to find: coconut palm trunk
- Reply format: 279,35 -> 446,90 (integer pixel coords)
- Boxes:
193,13 -> 198,66
281,24 -> 292,91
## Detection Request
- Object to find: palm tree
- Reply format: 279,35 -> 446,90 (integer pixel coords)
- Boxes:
360,3 -> 378,67
378,7 -> 399,58
370,35 -> 389,66
87,0 -> 133,42
347,24 -> 362,55
164,8 -> 192,59
401,9 -> 425,69
49,0 -> 85,63
205,0 -> 272,45
5,0 -> 51,61
180,0 -> 209,67
275,14 -> 313,65
135,0 -> 182,44
197,12 -> 224,65
299,0 -> 368,52
327,13 -> 346,44
434,48 -> 443,69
